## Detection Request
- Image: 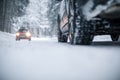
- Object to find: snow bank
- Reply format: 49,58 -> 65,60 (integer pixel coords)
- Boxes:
0,31 -> 14,42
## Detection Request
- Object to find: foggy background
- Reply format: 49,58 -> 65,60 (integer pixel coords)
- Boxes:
0,0 -> 60,37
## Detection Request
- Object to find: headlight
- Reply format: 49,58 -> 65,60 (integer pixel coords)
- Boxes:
16,32 -> 20,36
26,32 -> 31,37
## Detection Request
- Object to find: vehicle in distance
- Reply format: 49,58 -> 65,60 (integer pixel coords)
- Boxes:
57,0 -> 120,45
16,28 -> 31,41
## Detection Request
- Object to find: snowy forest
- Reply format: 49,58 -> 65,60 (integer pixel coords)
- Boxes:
0,0 -> 60,37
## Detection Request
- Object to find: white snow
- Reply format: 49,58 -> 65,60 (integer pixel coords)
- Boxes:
0,31 -> 120,80
12,0 -> 50,30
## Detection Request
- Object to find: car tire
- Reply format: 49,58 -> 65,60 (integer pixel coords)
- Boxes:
68,2 -> 93,45
111,34 -> 119,41
29,38 -> 31,41
78,18 -> 94,45
16,38 -> 20,41
58,34 -> 68,42
68,1 -> 75,44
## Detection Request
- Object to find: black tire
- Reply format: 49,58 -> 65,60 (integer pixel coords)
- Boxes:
77,18 -> 94,45
29,38 -> 31,41
69,23 -> 74,44
68,2 -> 93,45
16,38 -> 20,41
111,34 -> 119,41
68,1 -> 75,44
57,15 -> 68,43
58,34 -> 68,42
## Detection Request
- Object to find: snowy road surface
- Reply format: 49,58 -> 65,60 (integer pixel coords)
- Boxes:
0,31 -> 120,80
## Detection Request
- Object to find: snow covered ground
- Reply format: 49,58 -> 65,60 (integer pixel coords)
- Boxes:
0,31 -> 120,80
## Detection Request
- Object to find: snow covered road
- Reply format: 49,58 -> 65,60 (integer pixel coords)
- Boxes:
0,31 -> 120,80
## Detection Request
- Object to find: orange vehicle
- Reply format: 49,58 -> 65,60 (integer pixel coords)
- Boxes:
16,28 -> 31,41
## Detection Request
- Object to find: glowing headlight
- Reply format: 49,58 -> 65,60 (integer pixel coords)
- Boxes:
16,32 -> 20,36
26,32 -> 31,37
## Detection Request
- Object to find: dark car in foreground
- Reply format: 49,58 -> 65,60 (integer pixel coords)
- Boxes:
57,0 -> 120,45
16,28 -> 31,41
